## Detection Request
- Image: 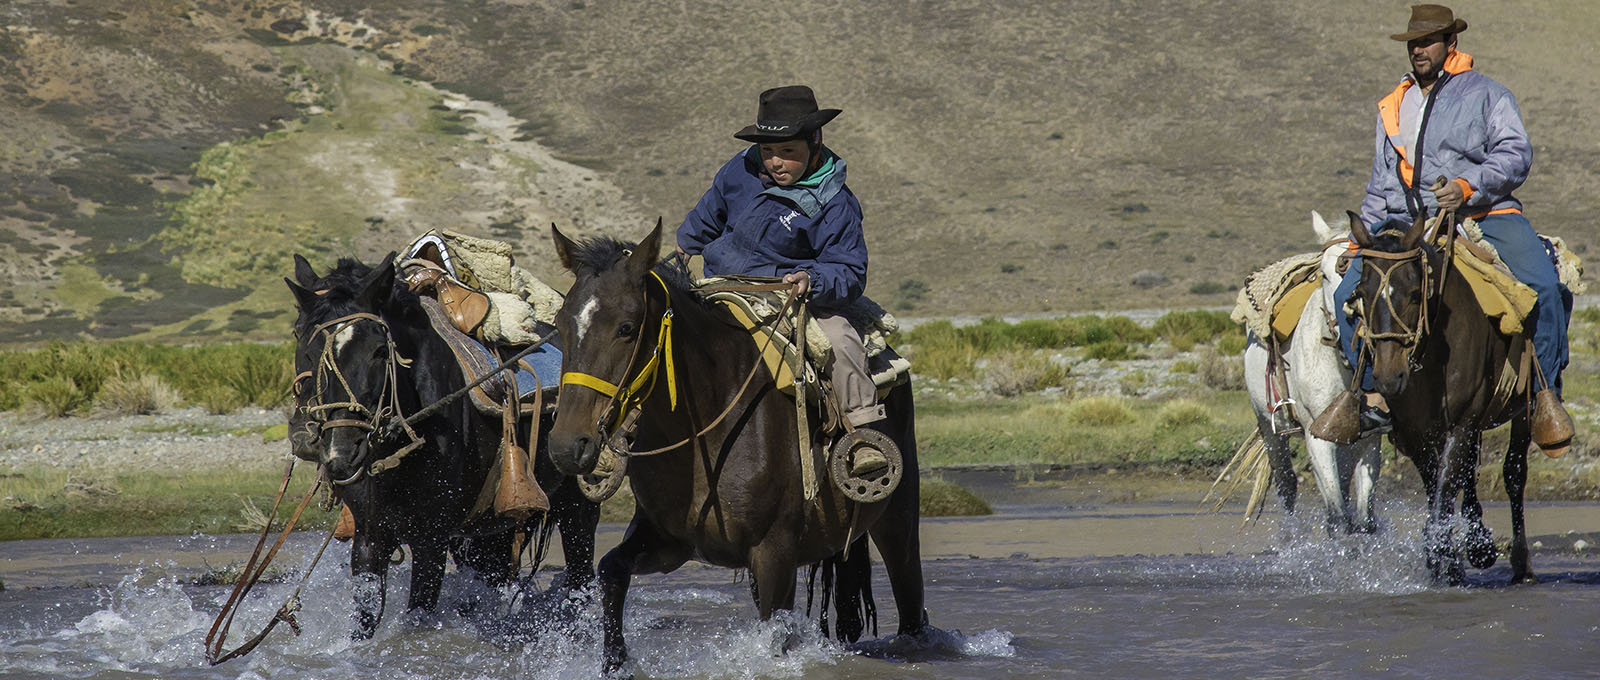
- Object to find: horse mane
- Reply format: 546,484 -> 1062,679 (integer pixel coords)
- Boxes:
293,257 -> 422,336
565,235 -> 716,311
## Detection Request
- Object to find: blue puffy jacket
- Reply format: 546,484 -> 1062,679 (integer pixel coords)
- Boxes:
676,145 -> 867,309
1360,51 -> 1532,228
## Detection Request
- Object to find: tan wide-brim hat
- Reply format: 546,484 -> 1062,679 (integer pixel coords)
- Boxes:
1390,4 -> 1468,41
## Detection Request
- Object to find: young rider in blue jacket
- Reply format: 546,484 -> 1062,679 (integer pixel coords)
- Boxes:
676,85 -> 889,475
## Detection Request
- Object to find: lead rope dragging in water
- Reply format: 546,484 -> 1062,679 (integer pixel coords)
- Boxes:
204,457 -> 338,665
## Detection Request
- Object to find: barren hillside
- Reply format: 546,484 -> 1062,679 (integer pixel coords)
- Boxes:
1,0 -> 1594,342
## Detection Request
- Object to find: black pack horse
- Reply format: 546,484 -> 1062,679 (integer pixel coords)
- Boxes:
546,222 -> 931,673
286,253 -> 600,637
1344,215 -> 1538,584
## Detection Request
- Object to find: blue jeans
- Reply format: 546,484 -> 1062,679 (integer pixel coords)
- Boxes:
1336,213 -> 1570,394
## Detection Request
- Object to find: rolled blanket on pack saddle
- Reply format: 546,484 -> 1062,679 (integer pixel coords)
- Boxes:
393,230 -> 566,522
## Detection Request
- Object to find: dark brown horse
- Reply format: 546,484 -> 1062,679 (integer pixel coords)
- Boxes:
287,253 -> 600,638
1345,216 -> 1534,584
545,222 -> 930,673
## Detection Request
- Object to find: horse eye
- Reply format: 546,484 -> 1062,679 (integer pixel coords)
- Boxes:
617,321 -> 637,339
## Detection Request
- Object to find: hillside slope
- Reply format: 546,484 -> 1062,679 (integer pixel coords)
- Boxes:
1,0 -> 1593,342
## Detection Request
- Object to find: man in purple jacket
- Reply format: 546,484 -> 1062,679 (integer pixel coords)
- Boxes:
677,85 -> 888,475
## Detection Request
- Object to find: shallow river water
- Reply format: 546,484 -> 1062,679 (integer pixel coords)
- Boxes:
4,498 -> 1600,679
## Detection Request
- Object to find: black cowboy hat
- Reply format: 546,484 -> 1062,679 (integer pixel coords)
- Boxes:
1390,4 -> 1468,41
733,85 -> 842,144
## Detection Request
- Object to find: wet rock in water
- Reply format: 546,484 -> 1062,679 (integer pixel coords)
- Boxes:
1131,270 -> 1169,289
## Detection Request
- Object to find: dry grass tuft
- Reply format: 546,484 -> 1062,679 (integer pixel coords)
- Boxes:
1198,348 -> 1244,391
984,351 -> 1070,397
94,372 -> 181,416
1157,399 -> 1213,428
1065,396 -> 1136,427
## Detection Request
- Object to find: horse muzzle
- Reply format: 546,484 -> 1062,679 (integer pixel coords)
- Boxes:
550,433 -> 601,476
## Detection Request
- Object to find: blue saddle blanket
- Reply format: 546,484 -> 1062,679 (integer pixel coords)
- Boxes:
464,337 -> 562,399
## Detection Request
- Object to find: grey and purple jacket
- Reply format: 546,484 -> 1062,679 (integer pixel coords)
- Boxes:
1359,51 -> 1532,229
677,145 -> 867,309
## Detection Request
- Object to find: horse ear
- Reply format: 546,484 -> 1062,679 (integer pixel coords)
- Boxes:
1311,211 -> 1335,242
293,253 -> 319,287
552,223 -> 579,272
1348,210 -> 1372,248
360,253 -> 398,309
625,218 -> 663,279
1400,215 -> 1428,250
285,277 -> 319,311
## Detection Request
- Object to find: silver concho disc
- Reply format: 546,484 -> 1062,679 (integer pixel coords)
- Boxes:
829,428 -> 902,503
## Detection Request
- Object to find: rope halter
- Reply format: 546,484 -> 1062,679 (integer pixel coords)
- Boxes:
291,311 -> 417,485
1351,245 -> 1433,348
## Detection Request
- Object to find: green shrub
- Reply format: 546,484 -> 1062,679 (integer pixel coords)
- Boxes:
1152,310 -> 1237,348
1085,341 -> 1133,361
1065,396 -> 1135,426
1217,332 -> 1248,355
1171,359 -> 1199,374
197,386 -> 246,415
919,477 -> 993,516
1190,281 -> 1229,295
24,377 -> 87,418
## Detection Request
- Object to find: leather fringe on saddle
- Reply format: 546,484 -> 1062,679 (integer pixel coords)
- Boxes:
494,391 -> 548,521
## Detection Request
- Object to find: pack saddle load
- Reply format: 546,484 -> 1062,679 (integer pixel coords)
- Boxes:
324,230 -> 567,539
1231,215 -> 1585,437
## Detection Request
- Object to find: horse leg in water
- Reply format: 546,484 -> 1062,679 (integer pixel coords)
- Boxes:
1505,414 -> 1538,583
406,537 -> 450,614
1456,431 -> 1497,570
1245,343 -> 1298,513
1425,427 -> 1481,584
552,474 -> 601,588
349,501 -> 394,640
747,537 -> 802,650
866,390 -> 929,636
596,512 -> 691,674
1347,437 -> 1383,534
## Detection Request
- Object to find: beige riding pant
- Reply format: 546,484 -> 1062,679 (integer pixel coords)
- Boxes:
813,311 -> 884,427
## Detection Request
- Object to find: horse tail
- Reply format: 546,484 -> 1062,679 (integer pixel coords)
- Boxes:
807,536 -> 877,643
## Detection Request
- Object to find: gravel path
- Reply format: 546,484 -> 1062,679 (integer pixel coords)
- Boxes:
0,407 -> 287,473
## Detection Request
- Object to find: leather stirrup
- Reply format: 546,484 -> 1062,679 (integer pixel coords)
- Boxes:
1309,390 -> 1362,445
1531,389 -> 1574,459
334,504 -> 355,541
494,393 -> 549,521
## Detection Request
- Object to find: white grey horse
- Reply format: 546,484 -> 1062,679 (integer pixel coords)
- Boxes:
1243,211 -> 1383,534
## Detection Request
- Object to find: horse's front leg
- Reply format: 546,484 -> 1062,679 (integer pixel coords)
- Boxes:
1457,430 -> 1496,570
407,538 -> 449,613
1303,435 -> 1348,534
349,515 -> 393,640
748,537 -> 802,653
1426,428 -> 1478,584
1505,414 -> 1538,583
597,512 -> 688,676
1348,436 -> 1383,534
553,474 -> 602,589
